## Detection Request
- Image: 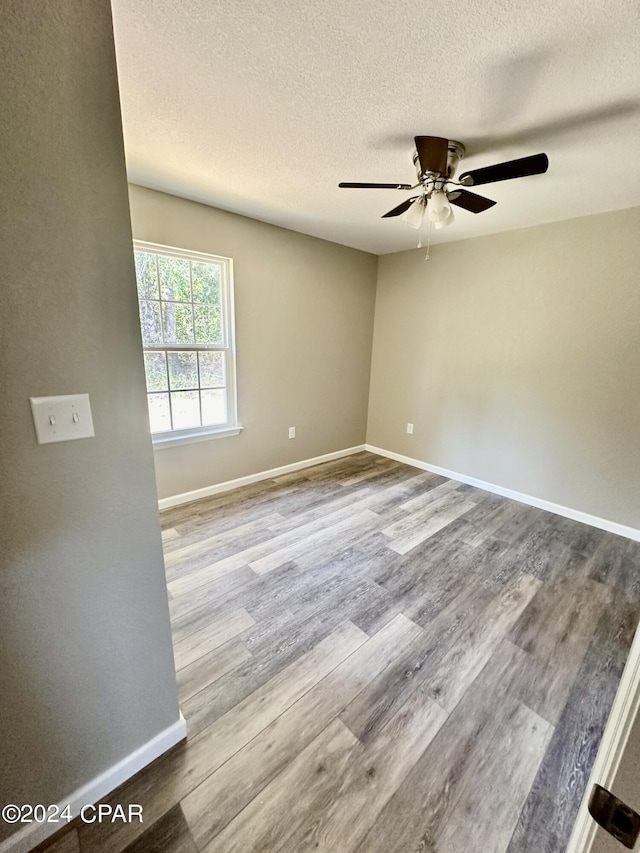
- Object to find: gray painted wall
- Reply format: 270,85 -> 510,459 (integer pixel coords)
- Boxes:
367,206 -> 640,529
0,1 -> 180,839
128,185 -> 378,500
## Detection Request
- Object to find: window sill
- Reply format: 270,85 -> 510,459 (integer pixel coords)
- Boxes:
152,425 -> 243,450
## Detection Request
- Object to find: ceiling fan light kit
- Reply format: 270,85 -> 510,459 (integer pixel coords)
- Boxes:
427,189 -> 452,223
338,136 -> 549,244
434,208 -> 454,230
402,197 -> 426,229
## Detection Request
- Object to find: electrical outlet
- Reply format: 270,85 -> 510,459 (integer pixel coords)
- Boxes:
288,426 -> 296,439
407,423 -> 414,435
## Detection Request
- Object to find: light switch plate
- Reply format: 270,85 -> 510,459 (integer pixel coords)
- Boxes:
30,394 -> 95,444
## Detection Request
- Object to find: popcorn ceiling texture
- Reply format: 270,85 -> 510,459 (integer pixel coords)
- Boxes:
112,0 -> 640,253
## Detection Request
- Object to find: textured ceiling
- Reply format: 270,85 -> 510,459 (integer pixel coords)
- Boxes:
111,0 -> 640,254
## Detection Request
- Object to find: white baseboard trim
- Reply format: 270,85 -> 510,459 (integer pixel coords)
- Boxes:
365,445 -> 640,542
0,713 -> 187,853
158,445 -> 367,510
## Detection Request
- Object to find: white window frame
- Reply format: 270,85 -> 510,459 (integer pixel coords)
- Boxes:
133,240 -> 241,449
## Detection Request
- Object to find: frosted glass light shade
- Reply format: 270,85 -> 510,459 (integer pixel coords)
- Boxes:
428,191 -> 451,223
402,198 -> 426,229
434,207 -> 454,229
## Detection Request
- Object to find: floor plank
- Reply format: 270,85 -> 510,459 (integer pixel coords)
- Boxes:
354,640 -> 534,853
286,682 -> 448,852
68,452 -> 639,853
119,805 -> 197,853
173,608 -> 255,670
339,573 -> 497,743
507,563 -> 611,724
201,720 -> 361,852
426,573 -> 541,711
177,638 -> 251,703
31,829 -> 81,853
77,621 -> 367,853
383,492 -> 478,555
436,699 -> 552,853
506,597 -> 640,852
182,614 -> 423,849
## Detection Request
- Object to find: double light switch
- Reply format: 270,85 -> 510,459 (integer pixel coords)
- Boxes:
30,394 -> 95,444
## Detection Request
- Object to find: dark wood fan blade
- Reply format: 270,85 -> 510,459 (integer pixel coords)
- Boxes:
414,136 -> 449,175
381,197 -> 418,218
449,189 -> 497,214
459,153 -> 548,186
338,182 -> 413,189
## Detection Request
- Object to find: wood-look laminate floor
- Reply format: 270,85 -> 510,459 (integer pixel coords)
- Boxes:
40,452 -> 640,853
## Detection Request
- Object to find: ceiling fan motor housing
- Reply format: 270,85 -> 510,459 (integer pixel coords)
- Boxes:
413,140 -> 465,182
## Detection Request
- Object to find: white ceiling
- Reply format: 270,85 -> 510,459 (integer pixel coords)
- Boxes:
111,0 -> 640,255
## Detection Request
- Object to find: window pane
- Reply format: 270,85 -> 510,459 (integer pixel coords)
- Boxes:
143,352 -> 168,392
134,252 -> 159,299
168,351 -> 198,390
159,256 -> 191,302
171,391 -> 201,429
139,300 -> 162,345
148,392 -> 171,433
198,351 -> 225,387
162,302 -> 194,344
201,389 -> 226,426
192,262 -> 221,304
194,305 -> 222,344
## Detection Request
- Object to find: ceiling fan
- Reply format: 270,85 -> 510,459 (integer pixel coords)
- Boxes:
338,137 -> 549,231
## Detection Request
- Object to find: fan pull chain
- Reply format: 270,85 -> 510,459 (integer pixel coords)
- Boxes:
423,219 -> 432,260
417,213 -> 431,254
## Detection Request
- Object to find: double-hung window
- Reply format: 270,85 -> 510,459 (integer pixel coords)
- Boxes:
133,241 -> 239,446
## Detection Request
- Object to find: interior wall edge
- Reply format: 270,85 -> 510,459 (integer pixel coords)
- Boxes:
0,714 -> 187,853
158,444 -> 367,510
365,444 -> 640,543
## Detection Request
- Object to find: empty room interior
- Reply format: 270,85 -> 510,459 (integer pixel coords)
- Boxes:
3,1 -> 640,852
